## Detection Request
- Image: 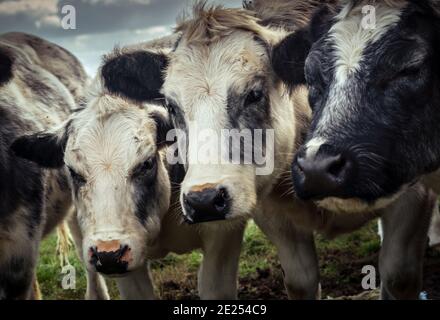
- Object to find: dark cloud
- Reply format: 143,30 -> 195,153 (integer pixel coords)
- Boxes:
0,0 -> 242,37
0,0 -> 242,74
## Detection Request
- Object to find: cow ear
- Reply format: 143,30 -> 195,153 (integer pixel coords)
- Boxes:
309,5 -> 334,42
151,111 -> 174,149
0,49 -> 13,86
272,27 -> 312,87
11,124 -> 69,168
272,5 -> 334,87
101,50 -> 168,103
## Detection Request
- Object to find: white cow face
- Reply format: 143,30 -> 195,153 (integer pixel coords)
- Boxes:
13,95 -> 172,275
59,7 -> 297,226
161,12 -> 287,224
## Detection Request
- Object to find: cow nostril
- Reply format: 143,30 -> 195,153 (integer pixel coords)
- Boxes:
214,188 -> 228,212
89,246 -> 98,257
328,156 -> 347,177
118,245 -> 129,258
183,186 -> 230,224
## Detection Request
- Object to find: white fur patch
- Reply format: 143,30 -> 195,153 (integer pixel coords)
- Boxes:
312,1 -> 407,139
330,1 -> 406,84
305,137 -> 326,159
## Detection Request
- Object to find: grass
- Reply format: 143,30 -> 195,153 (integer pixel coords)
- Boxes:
37,221 -> 381,300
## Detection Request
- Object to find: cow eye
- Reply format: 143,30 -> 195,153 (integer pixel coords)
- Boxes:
395,66 -> 420,79
245,89 -> 264,105
380,66 -> 421,89
68,167 -> 86,186
132,158 -> 156,178
308,84 -> 323,109
166,100 -> 178,116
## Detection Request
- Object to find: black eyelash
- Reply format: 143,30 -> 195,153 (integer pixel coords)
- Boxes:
245,89 -> 264,105
132,157 -> 157,179
68,167 -> 86,186
166,101 -> 178,116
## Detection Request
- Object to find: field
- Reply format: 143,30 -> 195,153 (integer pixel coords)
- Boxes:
37,221 -> 440,300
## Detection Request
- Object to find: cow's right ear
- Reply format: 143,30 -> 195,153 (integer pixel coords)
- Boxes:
11,127 -> 68,169
101,50 -> 168,103
272,5 -> 335,87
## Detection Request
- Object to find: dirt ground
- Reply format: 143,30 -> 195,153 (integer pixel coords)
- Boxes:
158,247 -> 440,300
38,222 -> 440,300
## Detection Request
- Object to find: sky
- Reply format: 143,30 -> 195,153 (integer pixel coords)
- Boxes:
0,0 -> 242,75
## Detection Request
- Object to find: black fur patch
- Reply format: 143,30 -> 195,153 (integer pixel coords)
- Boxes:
0,50 -> 13,86
150,111 -> 174,148
272,5 -> 335,87
11,125 -> 69,169
0,256 -> 33,299
131,156 -> 159,225
101,51 -> 168,103
226,84 -> 270,163
272,28 -> 312,87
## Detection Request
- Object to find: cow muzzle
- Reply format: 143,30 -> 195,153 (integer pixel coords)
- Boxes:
89,240 -> 132,275
293,146 -> 356,201
182,184 -> 230,224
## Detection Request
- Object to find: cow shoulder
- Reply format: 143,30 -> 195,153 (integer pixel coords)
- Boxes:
2,32 -> 88,103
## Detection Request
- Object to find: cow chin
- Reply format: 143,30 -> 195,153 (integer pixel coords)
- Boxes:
316,192 -> 403,214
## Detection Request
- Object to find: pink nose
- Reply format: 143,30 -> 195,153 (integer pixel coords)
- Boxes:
89,240 -> 132,275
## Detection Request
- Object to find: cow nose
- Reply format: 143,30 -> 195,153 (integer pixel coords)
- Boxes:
293,150 -> 354,200
89,240 -> 131,275
183,186 -> 230,224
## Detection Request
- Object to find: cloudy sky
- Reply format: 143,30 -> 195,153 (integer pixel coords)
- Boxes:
0,0 -> 242,75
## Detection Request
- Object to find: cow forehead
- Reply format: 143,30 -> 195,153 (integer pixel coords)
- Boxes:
163,32 -> 269,106
65,103 -> 156,172
326,1 -> 406,84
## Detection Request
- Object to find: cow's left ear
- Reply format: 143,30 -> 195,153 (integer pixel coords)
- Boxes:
271,5 -> 334,87
150,111 -> 174,149
11,125 -> 69,168
101,50 -> 169,103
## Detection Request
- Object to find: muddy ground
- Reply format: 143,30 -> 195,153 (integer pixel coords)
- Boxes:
159,247 -> 440,300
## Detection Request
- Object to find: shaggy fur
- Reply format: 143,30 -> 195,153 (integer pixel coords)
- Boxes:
1,32 -> 86,300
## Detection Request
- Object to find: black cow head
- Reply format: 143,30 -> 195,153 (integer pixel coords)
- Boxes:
273,0 -> 440,212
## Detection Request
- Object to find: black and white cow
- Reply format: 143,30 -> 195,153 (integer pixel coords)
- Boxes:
0,32 -> 87,299
13,40 -> 246,300
78,1 -> 436,300
272,0 -> 440,210
269,0 -> 439,298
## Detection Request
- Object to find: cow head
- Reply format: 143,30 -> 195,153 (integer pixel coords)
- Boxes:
273,0 -> 440,213
158,4 -> 311,225
91,4 -> 315,225
11,74 -> 173,275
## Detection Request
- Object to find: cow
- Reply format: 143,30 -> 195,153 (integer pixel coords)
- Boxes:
71,1 -> 437,300
271,0 -> 440,211
12,41 -> 246,300
0,32 -> 87,299
269,0 -> 440,298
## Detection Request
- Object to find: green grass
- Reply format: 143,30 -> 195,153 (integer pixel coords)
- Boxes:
37,221 -> 380,300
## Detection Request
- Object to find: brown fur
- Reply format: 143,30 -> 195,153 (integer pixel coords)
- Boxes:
176,2 -> 264,46
245,0 -> 338,31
